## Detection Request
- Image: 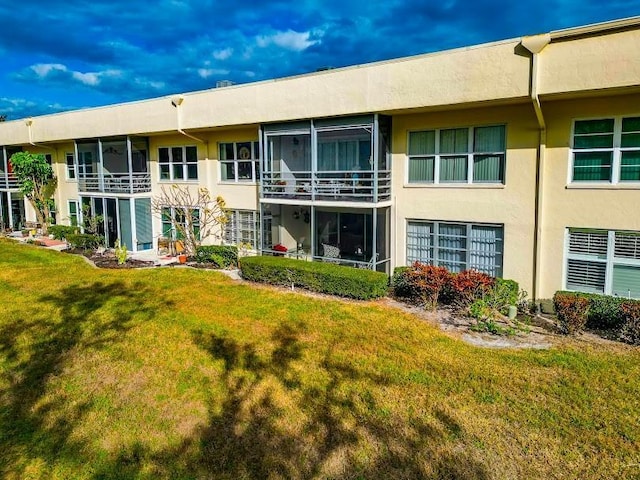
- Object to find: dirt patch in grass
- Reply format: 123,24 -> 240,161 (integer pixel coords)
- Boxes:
63,248 -> 155,269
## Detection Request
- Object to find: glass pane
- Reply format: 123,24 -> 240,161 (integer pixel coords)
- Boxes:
612,265 -> 640,299
621,133 -> 640,148
187,164 -> 198,180
469,225 -> 503,277
474,126 -> 505,152
253,142 -> 260,160
437,223 -> 466,272
222,162 -> 235,181
171,147 -> 183,163
173,164 -> 184,180
406,221 -> 433,264
408,157 -> 434,183
622,117 -> 640,132
440,156 -> 467,182
574,134 -> 614,149
237,142 -> 252,160
574,119 -> 614,135
159,148 -> 170,163
473,154 -> 503,183
237,161 -> 252,180
566,259 -> 606,294
620,151 -> 640,181
160,164 -> 170,180
186,146 -> 197,162
220,143 -> 234,160
409,131 -> 435,155
318,142 -> 336,171
573,152 -> 612,181
440,128 -> 468,154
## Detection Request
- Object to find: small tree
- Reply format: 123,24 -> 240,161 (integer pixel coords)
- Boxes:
9,151 -> 57,235
151,184 -> 228,255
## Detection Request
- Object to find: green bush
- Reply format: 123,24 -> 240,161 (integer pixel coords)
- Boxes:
553,292 -> 590,335
66,233 -> 104,250
620,302 -> 640,345
391,266 -> 413,298
495,278 -> 519,306
195,245 -> 238,268
553,291 -> 628,329
49,225 -> 79,240
240,256 -> 389,300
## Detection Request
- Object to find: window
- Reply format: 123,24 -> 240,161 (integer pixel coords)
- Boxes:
219,141 -> 260,182
68,200 -> 79,226
571,116 -> 640,183
65,153 -> 76,180
161,207 -> 200,240
566,229 -> 640,298
159,146 -> 198,181
408,125 -> 505,184
224,210 -> 260,249
407,220 -> 503,276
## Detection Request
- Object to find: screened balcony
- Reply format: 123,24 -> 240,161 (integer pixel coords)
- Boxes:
260,115 -> 391,203
76,136 -> 150,194
0,146 -> 21,190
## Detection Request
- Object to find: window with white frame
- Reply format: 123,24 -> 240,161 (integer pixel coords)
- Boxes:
407,220 -> 503,276
68,200 -> 79,226
571,116 -> 640,183
65,153 -> 76,180
566,228 -> 640,298
161,206 -> 200,240
224,210 -> 260,249
407,125 -> 505,184
159,146 -> 198,181
219,141 -> 260,182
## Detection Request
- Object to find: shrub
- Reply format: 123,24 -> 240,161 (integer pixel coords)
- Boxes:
553,292 -> 590,335
194,245 -> 238,268
239,256 -> 388,300
391,266 -> 413,298
619,302 -> 640,345
553,291 -> 627,329
401,263 -> 452,310
485,278 -> 520,315
449,270 -> 495,308
114,239 -> 127,265
66,233 -> 104,250
49,225 -> 79,240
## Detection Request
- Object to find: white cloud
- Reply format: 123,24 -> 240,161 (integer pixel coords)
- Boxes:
72,71 -> 99,85
212,47 -> 233,60
31,63 -> 67,77
256,29 -> 319,52
198,68 -> 230,79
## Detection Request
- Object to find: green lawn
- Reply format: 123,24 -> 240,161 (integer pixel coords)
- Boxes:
1,239 -> 639,479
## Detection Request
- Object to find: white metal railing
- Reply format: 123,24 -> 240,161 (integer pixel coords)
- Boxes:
78,172 -> 151,194
261,170 -> 391,202
0,173 -> 19,190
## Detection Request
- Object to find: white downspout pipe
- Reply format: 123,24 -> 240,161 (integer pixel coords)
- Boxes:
171,96 -> 206,144
521,34 -> 551,302
25,119 -> 55,151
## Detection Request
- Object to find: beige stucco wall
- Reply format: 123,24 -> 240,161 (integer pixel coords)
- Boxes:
539,28 -> 640,97
391,104 -> 540,294
537,92 -> 640,298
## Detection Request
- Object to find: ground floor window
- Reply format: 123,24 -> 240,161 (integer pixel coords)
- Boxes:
161,207 -> 200,241
406,220 -> 503,276
224,210 -> 260,249
68,200 -> 79,226
566,228 -> 640,298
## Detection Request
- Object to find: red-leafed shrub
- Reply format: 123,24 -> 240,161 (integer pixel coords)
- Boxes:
449,270 -> 495,307
402,262 -> 452,310
620,301 -> 640,345
553,292 -> 590,335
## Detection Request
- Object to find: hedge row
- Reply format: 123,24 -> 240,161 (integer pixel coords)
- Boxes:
195,245 -> 238,268
239,256 -> 388,300
49,225 -> 80,240
553,291 -> 640,343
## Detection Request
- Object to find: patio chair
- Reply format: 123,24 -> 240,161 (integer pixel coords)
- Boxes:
321,243 -> 341,263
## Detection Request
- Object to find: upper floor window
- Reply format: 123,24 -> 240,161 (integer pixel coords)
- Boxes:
407,125 -> 505,185
65,153 -> 76,180
571,116 -> 640,183
219,141 -> 260,182
159,146 -> 198,181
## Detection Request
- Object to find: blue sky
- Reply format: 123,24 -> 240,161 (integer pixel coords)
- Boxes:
1,1 -> 638,120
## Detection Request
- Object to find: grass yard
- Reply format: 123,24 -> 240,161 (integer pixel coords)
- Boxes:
0,239 -> 639,479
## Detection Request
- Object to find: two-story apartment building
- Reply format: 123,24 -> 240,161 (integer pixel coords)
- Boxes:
0,16 -> 639,300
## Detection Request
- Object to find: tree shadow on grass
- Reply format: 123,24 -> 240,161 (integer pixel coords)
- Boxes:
0,280 -> 172,478
96,321 -> 490,479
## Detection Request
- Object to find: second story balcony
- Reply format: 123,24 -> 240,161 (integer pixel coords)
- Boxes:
260,114 -> 391,205
76,136 -> 150,195
0,172 -> 19,190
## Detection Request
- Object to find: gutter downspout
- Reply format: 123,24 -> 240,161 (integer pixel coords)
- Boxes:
521,34 -> 551,302
25,119 -> 55,151
171,96 -> 206,144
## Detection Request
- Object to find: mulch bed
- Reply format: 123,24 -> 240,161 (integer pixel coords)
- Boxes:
63,248 -> 155,269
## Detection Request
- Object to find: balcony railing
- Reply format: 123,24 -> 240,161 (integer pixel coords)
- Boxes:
78,172 -> 151,194
0,173 -> 19,190
261,170 -> 391,203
